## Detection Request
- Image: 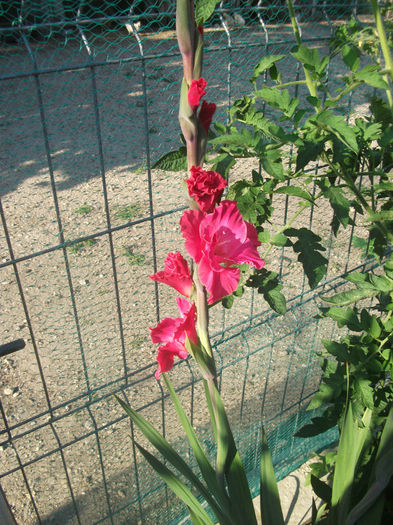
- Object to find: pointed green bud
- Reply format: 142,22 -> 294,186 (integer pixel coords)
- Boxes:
176,0 -> 195,84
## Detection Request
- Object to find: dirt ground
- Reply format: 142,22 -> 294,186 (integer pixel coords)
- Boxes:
0,15 -> 373,525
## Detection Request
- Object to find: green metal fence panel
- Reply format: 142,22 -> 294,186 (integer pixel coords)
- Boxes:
0,1 -> 374,523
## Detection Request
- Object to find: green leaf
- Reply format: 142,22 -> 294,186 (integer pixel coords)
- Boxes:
259,428 -> 285,525
209,153 -> 235,179
162,375 -> 233,522
355,66 -> 389,89
366,210 -> 393,222
322,339 -> 349,361
251,55 -> 285,82
152,146 -> 188,171
210,384 -> 258,525
291,44 -> 319,71
261,148 -> 285,180
135,443 -> 215,525
274,185 -> 314,203
246,269 -> 287,315
295,140 -> 325,171
271,233 -> 290,247
342,44 -> 360,72
195,0 -> 219,24
311,110 -> 358,153
115,395 -> 217,510
346,407 -> 393,525
353,376 -> 374,409
310,474 -> 332,504
321,287 -> 378,306
307,383 -> 336,411
284,227 -> 328,289
320,306 -> 362,331
330,404 -> 371,524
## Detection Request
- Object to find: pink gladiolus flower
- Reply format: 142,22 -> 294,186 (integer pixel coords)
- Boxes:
188,78 -> 207,112
150,252 -> 193,297
150,298 -> 197,379
186,166 -> 227,213
180,200 -> 265,304
199,100 -> 216,134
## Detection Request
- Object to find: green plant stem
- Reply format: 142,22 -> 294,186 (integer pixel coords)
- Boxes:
287,0 -> 318,100
327,81 -> 363,104
371,0 -> 393,107
268,79 -> 307,90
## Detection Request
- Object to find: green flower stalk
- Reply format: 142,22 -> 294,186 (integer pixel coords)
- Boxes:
176,0 -> 195,85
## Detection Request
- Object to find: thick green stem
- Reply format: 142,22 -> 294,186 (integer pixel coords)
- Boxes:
371,0 -> 393,107
287,0 -> 318,100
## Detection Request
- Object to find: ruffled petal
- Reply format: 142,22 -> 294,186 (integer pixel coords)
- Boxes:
180,209 -> 204,263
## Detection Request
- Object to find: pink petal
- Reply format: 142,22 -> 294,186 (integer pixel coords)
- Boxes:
149,317 -> 181,344
180,209 -> 204,263
198,255 -> 240,304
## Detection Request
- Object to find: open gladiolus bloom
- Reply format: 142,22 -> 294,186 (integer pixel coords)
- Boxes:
181,200 -> 265,304
149,298 -> 197,379
150,252 -> 193,297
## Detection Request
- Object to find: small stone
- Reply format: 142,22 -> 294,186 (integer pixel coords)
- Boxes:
3,387 -> 13,396
117,489 -> 126,498
79,279 -> 89,286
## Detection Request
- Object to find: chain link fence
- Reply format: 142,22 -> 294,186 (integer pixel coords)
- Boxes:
0,1 -> 373,523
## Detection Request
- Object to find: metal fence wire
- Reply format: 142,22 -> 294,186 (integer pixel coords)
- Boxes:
0,1 -> 375,523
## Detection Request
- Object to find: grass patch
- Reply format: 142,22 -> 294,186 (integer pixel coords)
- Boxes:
114,203 -> 143,221
67,238 -> 96,255
122,245 -> 146,266
130,336 -> 146,349
74,204 -> 93,215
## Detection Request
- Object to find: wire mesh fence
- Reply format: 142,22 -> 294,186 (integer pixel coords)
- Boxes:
0,1 -> 375,523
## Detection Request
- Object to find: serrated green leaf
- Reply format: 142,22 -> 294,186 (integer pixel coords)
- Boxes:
251,54 -> 285,81
321,287 -> 378,306
320,306 -> 363,330
153,147 -> 188,171
355,66 -> 389,89
258,230 -> 271,243
291,44 -> 319,71
295,140 -> 325,171
195,0 -> 219,24
353,376 -> 374,409
261,149 -> 285,180
345,272 -> 375,289
274,185 -> 314,203
246,269 -> 287,314
322,339 -> 349,361
260,428 -> 285,525
369,274 -> 393,292
312,111 -> 358,153
271,233 -> 289,247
